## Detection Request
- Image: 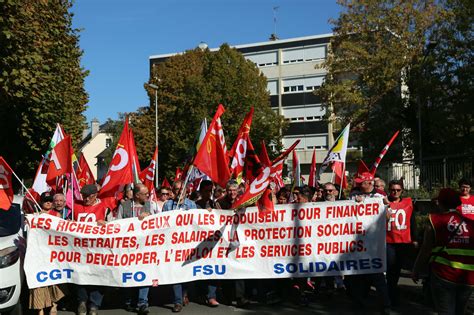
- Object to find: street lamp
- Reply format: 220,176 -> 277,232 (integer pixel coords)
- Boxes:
146,82 -> 160,187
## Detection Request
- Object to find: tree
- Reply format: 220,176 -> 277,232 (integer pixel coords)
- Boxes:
133,44 -> 286,179
0,0 -> 88,178
317,0 -> 443,163
407,0 -> 473,158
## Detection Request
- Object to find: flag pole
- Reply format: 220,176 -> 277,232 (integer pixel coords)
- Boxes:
338,164 -> 345,199
177,165 -> 193,209
10,170 -> 42,213
71,161 -> 77,221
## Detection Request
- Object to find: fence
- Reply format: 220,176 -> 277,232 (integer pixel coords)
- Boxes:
376,155 -> 473,192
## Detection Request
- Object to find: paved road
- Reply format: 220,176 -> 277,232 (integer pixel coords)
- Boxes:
47,274 -> 461,315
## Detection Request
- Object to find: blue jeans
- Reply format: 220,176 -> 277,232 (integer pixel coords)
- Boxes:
125,287 -> 149,307
207,283 -> 217,299
173,284 -> 183,305
77,286 -> 103,308
431,272 -> 473,315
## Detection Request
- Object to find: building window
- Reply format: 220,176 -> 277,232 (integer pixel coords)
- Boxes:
245,51 -> 278,67
105,138 -> 112,148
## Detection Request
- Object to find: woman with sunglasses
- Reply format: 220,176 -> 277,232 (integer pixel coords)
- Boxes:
385,180 -> 415,306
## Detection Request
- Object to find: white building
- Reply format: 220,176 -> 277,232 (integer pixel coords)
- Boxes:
150,34 -> 360,182
78,118 -> 112,181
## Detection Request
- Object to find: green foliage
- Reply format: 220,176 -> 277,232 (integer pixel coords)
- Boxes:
317,0 -> 444,162
0,0 -> 88,178
134,45 -> 286,179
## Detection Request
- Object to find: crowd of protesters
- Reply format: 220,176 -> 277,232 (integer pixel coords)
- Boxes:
26,174 -> 473,315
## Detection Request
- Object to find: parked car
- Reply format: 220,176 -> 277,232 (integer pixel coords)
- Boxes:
0,200 -> 26,315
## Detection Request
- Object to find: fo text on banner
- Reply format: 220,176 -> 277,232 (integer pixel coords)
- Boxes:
24,198 -> 386,288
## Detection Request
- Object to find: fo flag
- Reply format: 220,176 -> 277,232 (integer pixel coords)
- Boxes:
193,104 -> 230,188
0,157 -> 14,211
100,119 -> 133,199
46,136 -> 72,184
77,155 -> 95,188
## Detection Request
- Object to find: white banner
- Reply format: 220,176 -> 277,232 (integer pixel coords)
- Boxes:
24,198 -> 386,288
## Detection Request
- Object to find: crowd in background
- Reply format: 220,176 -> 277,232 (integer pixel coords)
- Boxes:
28,175 -> 473,315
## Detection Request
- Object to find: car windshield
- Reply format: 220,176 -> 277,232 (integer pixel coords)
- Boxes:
0,203 -> 21,237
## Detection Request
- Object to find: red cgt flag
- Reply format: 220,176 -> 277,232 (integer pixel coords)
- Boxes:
100,120 -> 134,199
229,107 -> 254,183
77,155 -> 95,188
0,157 -> 14,211
46,136 -> 72,184
139,147 -> 158,201
193,104 -> 230,188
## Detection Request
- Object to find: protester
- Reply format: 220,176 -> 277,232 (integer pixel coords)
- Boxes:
49,193 -> 71,220
385,180 -> 415,306
115,183 -> 156,314
412,188 -> 473,315
74,184 -> 108,315
323,182 -> 339,202
194,180 -> 219,307
458,178 -> 474,219
312,185 -> 324,202
120,184 -> 134,205
276,188 -> 290,204
156,187 -> 171,210
213,186 -> 225,200
117,183 -> 159,220
162,180 -> 196,312
215,181 -> 239,210
348,172 -> 391,313
29,192 -> 68,315
375,178 -> 386,193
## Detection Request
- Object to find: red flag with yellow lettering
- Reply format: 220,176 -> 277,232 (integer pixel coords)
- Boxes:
193,104 -> 230,188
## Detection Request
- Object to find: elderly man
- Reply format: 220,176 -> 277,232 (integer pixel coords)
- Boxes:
74,184 -> 109,315
49,193 -> 71,220
216,180 -> 239,209
117,183 -> 159,220
323,183 -> 339,202
348,172 -> 391,313
116,183 -> 157,314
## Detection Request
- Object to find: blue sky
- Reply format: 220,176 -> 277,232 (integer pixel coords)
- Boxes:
72,0 -> 341,124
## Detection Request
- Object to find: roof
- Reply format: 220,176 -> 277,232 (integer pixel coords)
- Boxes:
78,121 -> 112,149
149,33 -> 334,60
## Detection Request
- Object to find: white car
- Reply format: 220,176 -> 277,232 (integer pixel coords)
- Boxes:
0,200 -> 26,315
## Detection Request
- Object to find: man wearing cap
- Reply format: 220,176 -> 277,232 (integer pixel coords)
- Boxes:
74,184 -> 109,315
74,184 -> 108,225
348,172 -> 391,313
413,188 -> 473,315
39,192 -> 54,213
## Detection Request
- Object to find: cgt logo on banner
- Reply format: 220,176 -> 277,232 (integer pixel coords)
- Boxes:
24,199 -> 387,288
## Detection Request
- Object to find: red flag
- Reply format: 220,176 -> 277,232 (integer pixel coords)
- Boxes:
356,160 -> 370,176
77,155 -> 95,188
370,130 -> 400,175
193,104 -> 231,188
257,187 -> 274,216
0,157 -> 14,211
175,167 -> 184,182
331,161 -> 347,189
161,177 -> 171,189
139,147 -> 158,201
272,140 -> 301,164
46,136 -> 72,184
308,149 -> 317,187
231,166 -> 272,209
229,108 -> 254,182
259,140 -> 272,167
292,150 -> 302,187
99,120 -> 134,199
129,125 -> 142,183
243,138 -> 262,184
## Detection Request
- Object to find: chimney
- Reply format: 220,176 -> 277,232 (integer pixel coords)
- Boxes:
81,123 -> 89,140
91,118 -> 100,138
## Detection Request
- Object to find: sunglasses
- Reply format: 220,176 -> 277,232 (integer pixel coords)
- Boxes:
390,189 -> 402,192
161,193 -> 169,196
